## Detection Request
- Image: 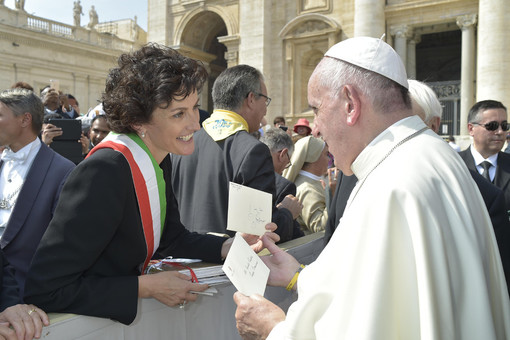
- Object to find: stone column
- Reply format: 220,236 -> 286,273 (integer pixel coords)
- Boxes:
477,0 -> 510,105
239,0 -> 271,72
457,14 -> 477,136
217,35 -> 240,68
390,25 -> 411,69
354,0 -> 385,38
406,34 -> 421,79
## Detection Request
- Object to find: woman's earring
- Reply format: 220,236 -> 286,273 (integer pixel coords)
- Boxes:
141,131 -> 146,138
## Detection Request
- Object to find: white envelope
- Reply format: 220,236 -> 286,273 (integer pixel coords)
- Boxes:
227,182 -> 271,236
222,234 -> 270,296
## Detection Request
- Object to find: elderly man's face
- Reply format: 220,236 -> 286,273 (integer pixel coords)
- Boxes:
468,108 -> 508,158
308,75 -> 353,174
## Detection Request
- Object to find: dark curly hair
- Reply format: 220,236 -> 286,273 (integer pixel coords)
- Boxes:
102,43 -> 208,133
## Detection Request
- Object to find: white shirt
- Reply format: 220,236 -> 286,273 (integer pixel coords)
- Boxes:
0,138 -> 41,233
268,116 -> 510,339
470,146 -> 498,182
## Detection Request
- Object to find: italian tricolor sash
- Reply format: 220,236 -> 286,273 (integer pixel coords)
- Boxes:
87,133 -> 166,273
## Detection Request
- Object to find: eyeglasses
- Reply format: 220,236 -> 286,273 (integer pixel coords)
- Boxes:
277,149 -> 292,169
278,125 -> 288,132
246,92 -> 272,107
472,121 -> 510,131
257,93 -> 271,107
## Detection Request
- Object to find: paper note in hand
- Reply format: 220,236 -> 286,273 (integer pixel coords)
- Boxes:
222,234 -> 270,296
227,182 -> 271,236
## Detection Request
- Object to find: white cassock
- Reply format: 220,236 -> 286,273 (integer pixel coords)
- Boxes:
267,116 -> 510,340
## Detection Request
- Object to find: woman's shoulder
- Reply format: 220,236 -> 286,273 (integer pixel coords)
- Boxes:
74,148 -> 132,180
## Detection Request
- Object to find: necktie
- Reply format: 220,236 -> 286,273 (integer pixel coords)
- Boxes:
0,148 -> 27,163
480,161 -> 492,181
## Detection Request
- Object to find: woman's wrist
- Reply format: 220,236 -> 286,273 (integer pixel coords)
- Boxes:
220,237 -> 234,260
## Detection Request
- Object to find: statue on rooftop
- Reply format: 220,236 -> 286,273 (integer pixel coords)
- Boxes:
14,0 -> 25,11
88,5 -> 98,29
73,1 -> 83,27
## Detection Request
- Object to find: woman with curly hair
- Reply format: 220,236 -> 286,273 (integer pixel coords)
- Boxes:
24,44 -> 277,325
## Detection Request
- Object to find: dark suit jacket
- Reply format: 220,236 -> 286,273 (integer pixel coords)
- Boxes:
459,147 -> 510,213
170,129 -> 295,242
0,142 -> 75,299
0,249 -> 21,311
24,150 -> 225,325
469,169 -> 510,293
324,172 -> 357,245
275,173 -> 304,239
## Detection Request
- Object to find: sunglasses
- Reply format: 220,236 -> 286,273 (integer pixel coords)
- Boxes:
472,121 -> 510,132
279,126 -> 288,132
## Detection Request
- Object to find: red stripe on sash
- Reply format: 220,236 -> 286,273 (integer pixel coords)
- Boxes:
88,141 -> 154,273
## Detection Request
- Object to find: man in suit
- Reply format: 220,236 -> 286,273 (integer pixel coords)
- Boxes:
458,100 -> 510,213
0,88 -> 75,298
171,65 -> 301,242
261,127 -> 304,239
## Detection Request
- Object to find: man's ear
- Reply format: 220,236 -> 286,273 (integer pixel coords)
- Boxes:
279,148 -> 288,162
342,85 -> 361,126
428,116 -> 441,134
467,123 -> 475,137
20,112 -> 32,128
244,91 -> 256,109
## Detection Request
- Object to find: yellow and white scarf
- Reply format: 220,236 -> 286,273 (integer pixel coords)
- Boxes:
202,109 -> 249,141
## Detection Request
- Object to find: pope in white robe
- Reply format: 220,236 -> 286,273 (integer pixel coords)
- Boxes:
266,116 -> 510,339
233,36 -> 510,340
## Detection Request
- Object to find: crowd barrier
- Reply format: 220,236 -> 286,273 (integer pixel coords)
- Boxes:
39,232 -> 325,339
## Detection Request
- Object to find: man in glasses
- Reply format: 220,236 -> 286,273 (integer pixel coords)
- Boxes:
459,100 -> 510,212
170,65 -> 301,242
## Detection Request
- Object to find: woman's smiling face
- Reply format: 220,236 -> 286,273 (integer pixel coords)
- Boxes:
140,91 -> 201,163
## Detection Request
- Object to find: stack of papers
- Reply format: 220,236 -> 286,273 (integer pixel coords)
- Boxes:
146,258 -> 230,295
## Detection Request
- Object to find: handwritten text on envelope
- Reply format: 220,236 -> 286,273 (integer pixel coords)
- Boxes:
227,182 -> 271,236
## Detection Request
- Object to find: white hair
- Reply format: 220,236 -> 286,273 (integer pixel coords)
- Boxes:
408,79 -> 442,122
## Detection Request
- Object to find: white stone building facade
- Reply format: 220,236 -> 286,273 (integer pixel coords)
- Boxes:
1,0 -> 509,142
148,0 -> 509,141
0,4 -> 144,112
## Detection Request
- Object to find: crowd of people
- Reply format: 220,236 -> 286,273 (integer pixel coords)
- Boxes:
1,37 -> 510,339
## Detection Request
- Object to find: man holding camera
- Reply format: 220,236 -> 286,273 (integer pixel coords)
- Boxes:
0,88 -> 75,298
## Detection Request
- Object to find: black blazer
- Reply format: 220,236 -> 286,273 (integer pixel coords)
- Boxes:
324,172 -> 358,245
469,169 -> 510,293
0,250 -> 21,311
275,173 -> 304,240
459,147 -> 510,213
24,149 -> 225,325
171,129 -> 295,242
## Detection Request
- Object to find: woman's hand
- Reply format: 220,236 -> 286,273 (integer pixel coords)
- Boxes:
244,223 -> 280,254
138,271 -> 209,307
221,223 -> 280,258
0,304 -> 49,340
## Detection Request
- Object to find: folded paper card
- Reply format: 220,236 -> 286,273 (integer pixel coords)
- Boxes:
227,182 -> 271,236
222,234 -> 270,296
